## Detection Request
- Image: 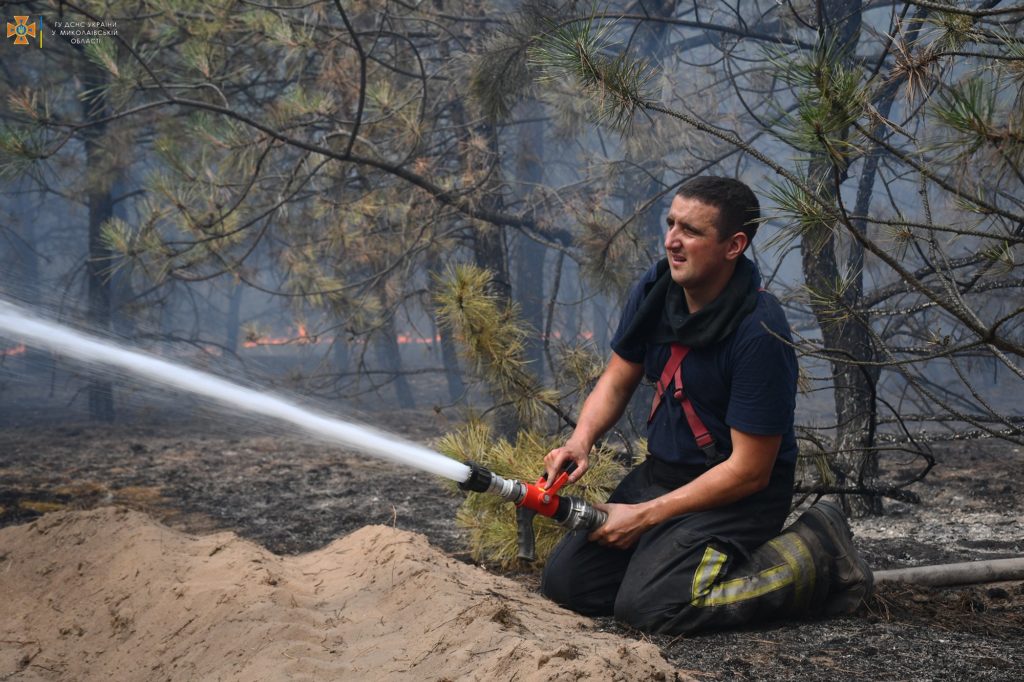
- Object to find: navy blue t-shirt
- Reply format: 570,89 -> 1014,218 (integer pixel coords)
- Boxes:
611,263 -> 799,467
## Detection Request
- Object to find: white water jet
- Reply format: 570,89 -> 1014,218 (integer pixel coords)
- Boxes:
0,299 -> 471,483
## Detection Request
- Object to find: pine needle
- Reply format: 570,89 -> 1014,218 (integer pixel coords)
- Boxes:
433,264 -> 553,426
437,420 -> 624,568
527,14 -> 655,132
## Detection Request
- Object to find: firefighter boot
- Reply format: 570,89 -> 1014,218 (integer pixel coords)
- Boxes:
785,499 -> 874,615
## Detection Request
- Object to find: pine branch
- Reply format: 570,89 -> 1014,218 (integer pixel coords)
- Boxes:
433,264 -> 573,429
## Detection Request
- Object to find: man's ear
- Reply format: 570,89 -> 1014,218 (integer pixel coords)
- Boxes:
725,231 -> 748,260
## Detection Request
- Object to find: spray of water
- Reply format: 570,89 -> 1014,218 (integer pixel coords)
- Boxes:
0,299 -> 471,483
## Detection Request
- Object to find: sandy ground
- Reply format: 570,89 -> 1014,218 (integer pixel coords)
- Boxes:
0,507 -> 678,681
1,409 -> 1022,680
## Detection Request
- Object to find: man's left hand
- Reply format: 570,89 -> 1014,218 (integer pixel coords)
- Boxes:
587,502 -> 652,550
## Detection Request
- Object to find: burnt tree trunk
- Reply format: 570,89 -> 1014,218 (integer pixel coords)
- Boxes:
513,100 -> 547,379
10,212 -> 54,374
435,1 -> 530,434
592,295 -> 611,353
621,0 -> 678,251
333,331 -> 350,387
374,316 -> 415,409
802,0 -> 882,514
472,184 -> 520,437
82,62 -> 115,423
472,123 -> 521,437
225,282 -> 243,354
838,4 -> 930,513
621,0 -> 677,432
437,317 -> 466,403
562,258 -> 580,341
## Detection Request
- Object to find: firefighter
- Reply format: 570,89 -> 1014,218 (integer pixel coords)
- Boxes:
541,176 -> 872,633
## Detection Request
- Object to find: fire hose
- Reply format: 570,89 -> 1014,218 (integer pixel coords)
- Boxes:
459,461 -> 607,561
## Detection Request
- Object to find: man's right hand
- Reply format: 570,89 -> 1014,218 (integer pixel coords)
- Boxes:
543,441 -> 590,487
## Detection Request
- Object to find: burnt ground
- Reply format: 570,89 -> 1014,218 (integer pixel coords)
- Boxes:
1,409 -> 1022,681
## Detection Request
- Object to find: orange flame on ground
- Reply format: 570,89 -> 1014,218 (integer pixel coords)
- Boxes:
1,343 -> 26,357
396,334 -> 442,345
239,330 -> 601,350
547,330 -> 595,341
243,325 -> 316,348
242,329 -> 443,350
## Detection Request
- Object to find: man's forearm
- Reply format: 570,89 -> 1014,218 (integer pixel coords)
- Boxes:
637,431 -> 781,526
638,460 -> 765,526
545,354 -> 643,483
590,431 -> 783,548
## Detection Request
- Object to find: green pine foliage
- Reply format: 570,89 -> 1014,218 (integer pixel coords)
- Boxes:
433,264 -> 632,567
437,420 -> 624,569
527,14 -> 655,132
763,173 -> 837,253
766,37 -> 868,173
469,1 -> 565,121
434,263 -> 560,426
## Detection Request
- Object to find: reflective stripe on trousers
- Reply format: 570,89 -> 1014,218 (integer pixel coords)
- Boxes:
689,532 -> 818,613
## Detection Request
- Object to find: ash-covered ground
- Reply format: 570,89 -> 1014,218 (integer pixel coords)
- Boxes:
1,408 -> 1021,681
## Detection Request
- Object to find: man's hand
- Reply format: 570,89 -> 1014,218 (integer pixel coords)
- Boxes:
543,441 -> 589,487
586,502 -> 653,550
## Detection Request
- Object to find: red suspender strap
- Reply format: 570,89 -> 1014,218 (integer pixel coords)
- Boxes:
648,343 -> 688,423
648,292 -> 766,463
648,343 -> 718,461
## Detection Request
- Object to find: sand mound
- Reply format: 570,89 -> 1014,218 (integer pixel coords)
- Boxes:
0,507 -> 682,681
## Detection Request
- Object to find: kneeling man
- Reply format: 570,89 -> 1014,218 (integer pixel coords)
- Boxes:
542,176 -> 872,634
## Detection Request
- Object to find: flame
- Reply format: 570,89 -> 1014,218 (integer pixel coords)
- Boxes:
547,330 -> 594,342
238,330 -> 608,350
242,324 -> 319,348
396,334 -> 442,345
1,343 -> 26,357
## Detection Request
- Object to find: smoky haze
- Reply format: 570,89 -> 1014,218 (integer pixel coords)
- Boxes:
0,1 -> 1020,508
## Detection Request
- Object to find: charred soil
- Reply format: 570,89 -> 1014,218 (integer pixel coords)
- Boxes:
1,410 -> 1022,680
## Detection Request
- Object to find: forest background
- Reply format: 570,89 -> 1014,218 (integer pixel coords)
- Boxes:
1,0 -> 1023,559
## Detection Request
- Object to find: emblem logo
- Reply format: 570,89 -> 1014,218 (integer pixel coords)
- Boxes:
6,16 -> 41,47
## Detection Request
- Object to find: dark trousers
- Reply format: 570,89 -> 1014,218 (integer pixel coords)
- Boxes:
541,457 -> 818,634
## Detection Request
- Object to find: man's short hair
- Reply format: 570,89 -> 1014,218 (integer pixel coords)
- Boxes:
676,176 -> 760,243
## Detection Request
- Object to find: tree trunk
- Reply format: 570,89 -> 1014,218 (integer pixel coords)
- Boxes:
513,100 -> 547,379
562,258 -> 580,341
473,206 -> 511,301
473,192 -> 519,437
225,282 -> 243,354
375,316 -> 415,409
85,184 -> 115,422
86,186 -> 114,328
436,8 -> 526,434
82,60 -> 115,422
592,295 -> 610,353
437,319 -> 465,403
333,330 -> 350,387
621,0 -> 678,252
108,175 -> 136,339
620,1 -> 677,431
802,0 -> 881,514
11,214 -> 54,374
472,123 -> 522,437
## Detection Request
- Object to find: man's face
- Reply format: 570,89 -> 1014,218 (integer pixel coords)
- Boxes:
664,195 -> 745,291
